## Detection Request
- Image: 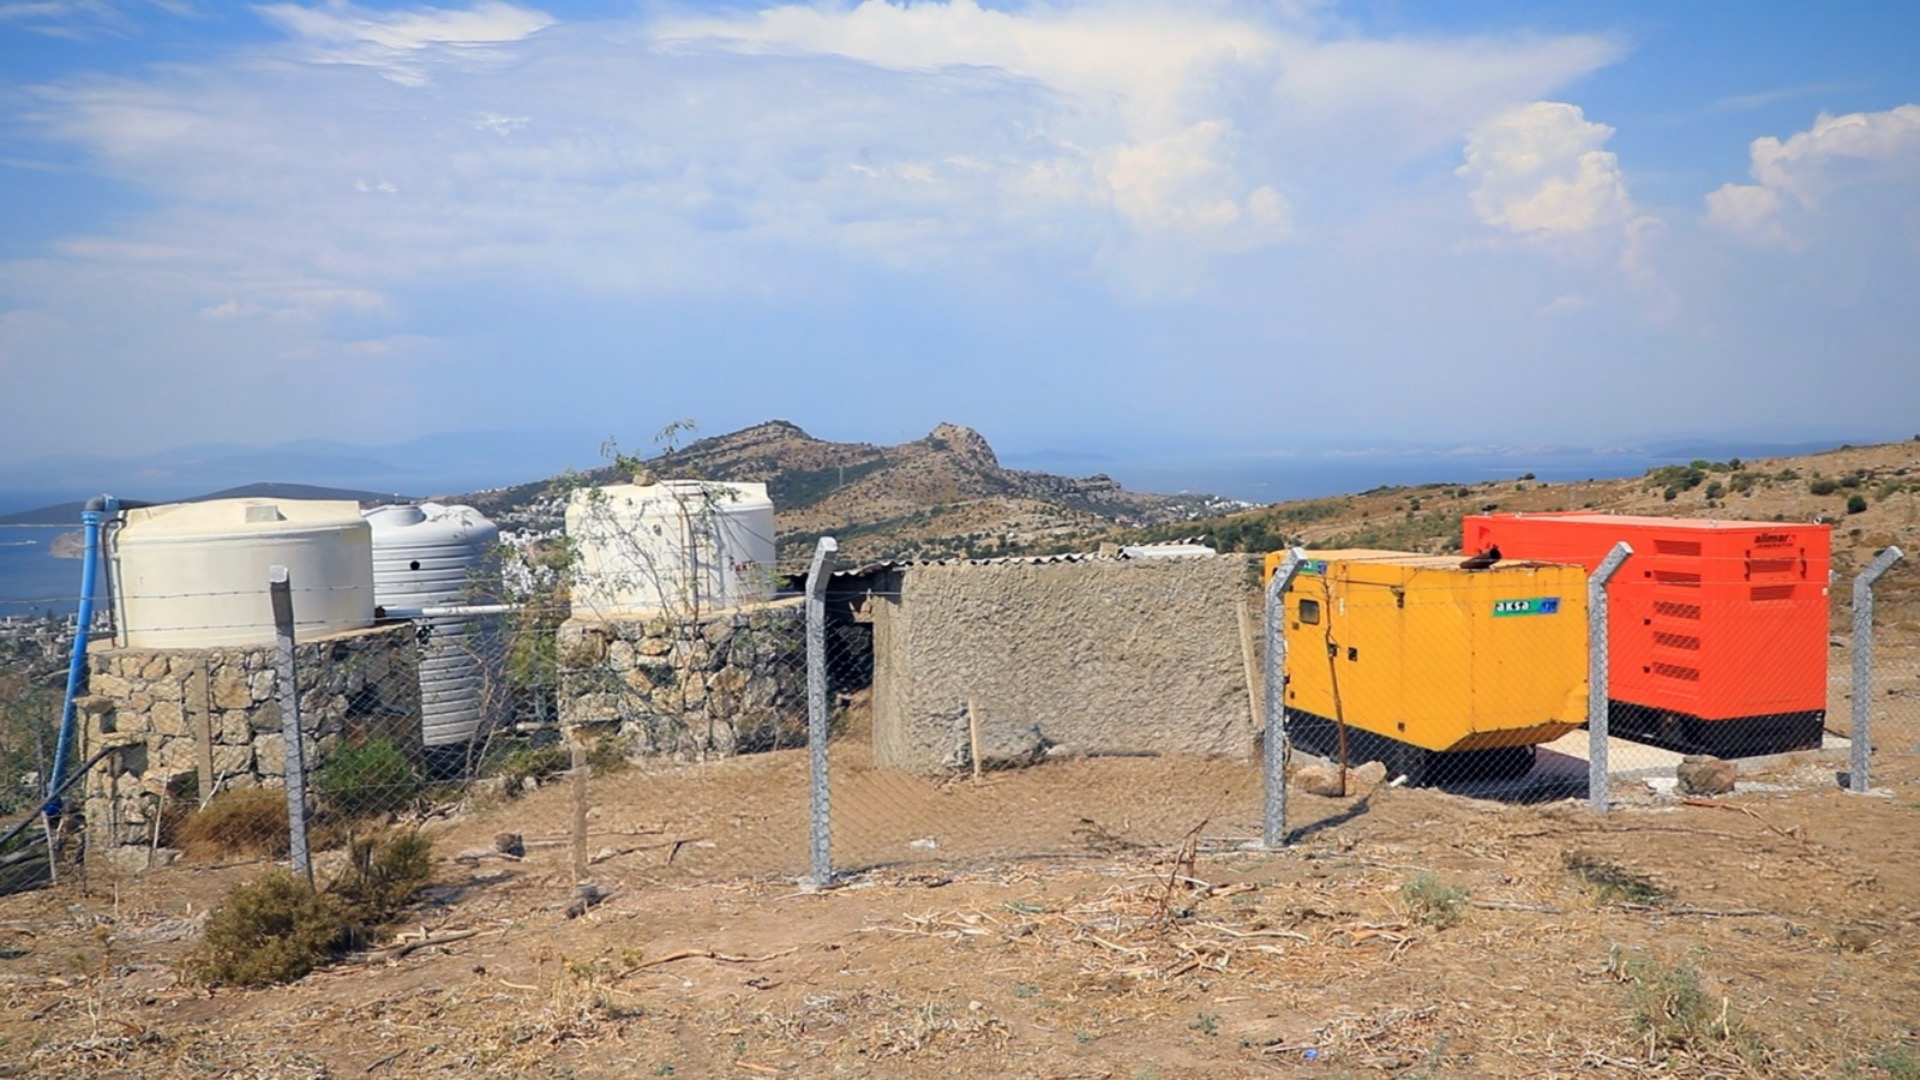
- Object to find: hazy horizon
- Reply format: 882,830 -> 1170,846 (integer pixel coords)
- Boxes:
0,419 -> 1892,517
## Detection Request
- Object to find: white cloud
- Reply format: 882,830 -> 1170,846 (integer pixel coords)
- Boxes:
0,0 -> 125,39
474,112 -> 528,137
1105,121 -> 1289,241
1457,102 -> 1634,236
1707,103 -> 1920,244
0,1 -> 1651,453
656,0 -> 1272,136
255,0 -> 554,85
4,0 -> 1622,306
1703,183 -> 1787,244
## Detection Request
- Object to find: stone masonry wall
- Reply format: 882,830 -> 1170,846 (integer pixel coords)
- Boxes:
77,623 -> 421,870
871,556 -> 1265,774
556,598 -> 806,760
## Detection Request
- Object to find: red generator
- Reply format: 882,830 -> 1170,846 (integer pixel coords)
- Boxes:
1462,513 -> 1832,756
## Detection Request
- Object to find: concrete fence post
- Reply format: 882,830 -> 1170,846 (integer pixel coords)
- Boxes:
268,566 -> 313,884
805,537 -> 838,886
1262,547 -> 1308,849
1586,542 -> 1633,814
1850,546 -> 1904,793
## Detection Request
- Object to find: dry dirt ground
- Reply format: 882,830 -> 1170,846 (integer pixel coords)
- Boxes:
5,700 -> 1920,1080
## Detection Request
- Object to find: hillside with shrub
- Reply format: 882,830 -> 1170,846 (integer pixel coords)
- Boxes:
1099,438 -> 1920,627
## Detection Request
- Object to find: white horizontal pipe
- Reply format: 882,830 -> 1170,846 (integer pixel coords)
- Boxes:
379,603 -> 521,619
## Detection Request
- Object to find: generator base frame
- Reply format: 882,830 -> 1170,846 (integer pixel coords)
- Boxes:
1286,709 -> 1539,788
1606,702 -> 1825,758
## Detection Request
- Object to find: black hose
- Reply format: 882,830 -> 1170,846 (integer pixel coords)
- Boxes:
0,744 -> 120,852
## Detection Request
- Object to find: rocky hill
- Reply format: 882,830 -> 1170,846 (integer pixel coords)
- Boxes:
1106,438 -> 1920,627
455,421 -> 1243,566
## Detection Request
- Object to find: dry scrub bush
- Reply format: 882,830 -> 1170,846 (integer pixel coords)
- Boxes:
331,829 -> 433,925
185,870 -> 347,987
174,788 -> 290,859
184,830 -> 434,987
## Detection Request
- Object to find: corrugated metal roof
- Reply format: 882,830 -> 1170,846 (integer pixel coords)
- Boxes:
830,552 -> 1103,578
828,541 -> 1230,578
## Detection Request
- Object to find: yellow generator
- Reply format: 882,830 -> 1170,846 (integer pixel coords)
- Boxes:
1262,549 -> 1589,785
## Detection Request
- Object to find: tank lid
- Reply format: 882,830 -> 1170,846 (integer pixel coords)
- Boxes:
364,502 -> 497,540
364,504 -> 429,527
120,497 -> 369,539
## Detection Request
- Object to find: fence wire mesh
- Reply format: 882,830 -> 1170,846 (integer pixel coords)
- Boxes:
1265,545 -> 1914,817
814,553 -> 1276,877
0,530 -> 1914,892
0,584 -> 816,887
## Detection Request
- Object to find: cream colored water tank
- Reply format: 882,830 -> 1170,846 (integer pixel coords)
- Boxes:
566,480 -> 777,616
109,498 -> 375,649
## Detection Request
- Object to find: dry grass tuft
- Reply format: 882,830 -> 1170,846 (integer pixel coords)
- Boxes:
1609,947 -> 1760,1066
174,788 -> 290,859
1563,851 -> 1667,906
1400,871 -> 1468,929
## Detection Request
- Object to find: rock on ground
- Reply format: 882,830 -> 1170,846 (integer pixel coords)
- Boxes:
1676,754 -> 1737,796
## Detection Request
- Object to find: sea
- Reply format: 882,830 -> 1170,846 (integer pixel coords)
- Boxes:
1088,449 -> 1668,504
0,526 -> 87,619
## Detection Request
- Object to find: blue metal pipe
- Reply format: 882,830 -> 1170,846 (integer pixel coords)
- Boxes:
44,495 -> 116,820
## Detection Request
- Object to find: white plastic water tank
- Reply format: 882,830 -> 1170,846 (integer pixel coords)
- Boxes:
364,503 -> 503,749
566,480 -> 778,616
108,499 -> 374,649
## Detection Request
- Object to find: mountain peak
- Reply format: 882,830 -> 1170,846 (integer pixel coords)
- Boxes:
922,422 -> 999,471
739,419 -> 811,440
457,418 -> 1230,567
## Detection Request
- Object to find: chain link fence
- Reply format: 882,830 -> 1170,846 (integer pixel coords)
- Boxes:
813,554 -> 1268,875
0,575 -> 817,888
799,534 -> 1916,883
0,527 -> 1913,892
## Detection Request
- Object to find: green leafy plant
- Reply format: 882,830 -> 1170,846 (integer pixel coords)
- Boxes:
1847,494 -> 1869,515
481,739 -> 571,787
1401,870 -> 1468,929
1647,464 -> 1707,492
314,738 -> 421,817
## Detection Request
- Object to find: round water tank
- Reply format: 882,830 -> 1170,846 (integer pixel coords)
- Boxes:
109,499 -> 374,649
364,503 -> 504,749
566,480 -> 777,617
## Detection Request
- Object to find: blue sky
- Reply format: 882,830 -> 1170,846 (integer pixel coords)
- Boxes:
1,0 -> 1916,467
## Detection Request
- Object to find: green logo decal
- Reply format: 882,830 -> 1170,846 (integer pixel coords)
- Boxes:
1492,597 -> 1562,617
